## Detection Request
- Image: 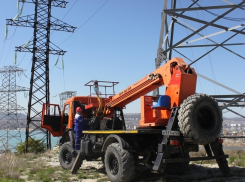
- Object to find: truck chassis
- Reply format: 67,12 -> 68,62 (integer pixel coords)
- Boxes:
61,108 -> 229,181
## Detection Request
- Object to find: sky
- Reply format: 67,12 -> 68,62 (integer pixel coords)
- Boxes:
0,0 -> 245,118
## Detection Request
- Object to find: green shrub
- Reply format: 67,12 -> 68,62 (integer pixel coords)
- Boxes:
97,178 -> 109,182
16,138 -> 46,154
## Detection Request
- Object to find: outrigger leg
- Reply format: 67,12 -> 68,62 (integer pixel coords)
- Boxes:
209,139 -> 230,176
71,152 -> 83,174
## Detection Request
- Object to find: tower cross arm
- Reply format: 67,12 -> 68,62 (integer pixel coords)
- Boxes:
19,0 -> 68,8
6,15 -> 35,28
0,85 -> 29,92
51,17 -> 77,32
6,16 -> 76,33
15,46 -> 66,56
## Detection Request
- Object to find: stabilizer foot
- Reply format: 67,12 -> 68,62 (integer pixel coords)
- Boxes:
71,152 -> 83,174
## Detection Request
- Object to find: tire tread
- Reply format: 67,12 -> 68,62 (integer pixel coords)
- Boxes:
178,94 -> 222,145
105,143 -> 135,182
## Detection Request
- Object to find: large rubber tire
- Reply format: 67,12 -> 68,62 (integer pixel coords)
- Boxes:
105,143 -> 135,182
59,142 -> 77,170
178,94 -> 222,145
164,153 -> 190,175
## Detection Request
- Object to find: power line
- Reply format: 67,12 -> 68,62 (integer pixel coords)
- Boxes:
50,0 -> 110,85
62,0 -> 78,20
3,28 -> 18,66
16,52 -> 27,67
0,7 -> 19,65
198,0 -> 220,95
0,41 -> 6,64
59,0 -> 110,46
5,27 -> 17,41
178,0 -> 203,93
63,69 -> 66,92
50,0 -> 78,35
16,58 -> 31,86
15,36 -> 33,84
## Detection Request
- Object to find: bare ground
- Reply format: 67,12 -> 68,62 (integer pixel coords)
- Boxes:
24,146 -> 245,182
0,142 -> 243,181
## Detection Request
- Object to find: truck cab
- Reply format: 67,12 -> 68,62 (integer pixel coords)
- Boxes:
41,81 -> 120,143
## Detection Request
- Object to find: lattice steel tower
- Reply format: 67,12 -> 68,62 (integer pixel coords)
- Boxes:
6,0 -> 76,151
0,66 -> 28,152
155,0 -> 245,121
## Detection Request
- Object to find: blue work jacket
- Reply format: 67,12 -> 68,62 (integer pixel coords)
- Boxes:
74,113 -> 87,131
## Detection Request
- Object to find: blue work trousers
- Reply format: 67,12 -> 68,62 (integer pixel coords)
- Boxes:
75,130 -> 84,150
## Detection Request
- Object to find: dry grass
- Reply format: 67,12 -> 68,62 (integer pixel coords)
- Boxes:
0,147 -> 244,182
190,149 -> 245,167
0,150 -> 108,182
0,151 -> 48,181
0,152 -> 28,181
28,158 -> 46,174
225,150 -> 245,167
41,149 -> 57,158
223,139 -> 245,147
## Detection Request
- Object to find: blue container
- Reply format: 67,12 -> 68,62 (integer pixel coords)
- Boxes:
151,95 -> 171,109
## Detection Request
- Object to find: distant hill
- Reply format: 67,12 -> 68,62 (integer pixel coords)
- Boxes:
0,111 -> 244,130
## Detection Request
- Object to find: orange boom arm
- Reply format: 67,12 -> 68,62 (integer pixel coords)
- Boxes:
105,57 -> 197,126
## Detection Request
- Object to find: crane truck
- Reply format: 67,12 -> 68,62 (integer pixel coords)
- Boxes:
41,57 -> 229,182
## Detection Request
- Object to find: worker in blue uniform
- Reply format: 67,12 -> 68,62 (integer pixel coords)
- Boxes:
74,107 -> 87,151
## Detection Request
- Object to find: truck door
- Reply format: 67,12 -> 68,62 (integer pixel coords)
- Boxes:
41,104 -> 63,137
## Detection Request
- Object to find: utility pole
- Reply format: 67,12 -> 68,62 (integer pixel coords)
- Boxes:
0,66 -> 28,152
6,0 -> 76,152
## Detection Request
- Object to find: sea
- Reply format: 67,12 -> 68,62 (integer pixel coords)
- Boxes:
0,130 -> 59,151
2,130 -> 245,152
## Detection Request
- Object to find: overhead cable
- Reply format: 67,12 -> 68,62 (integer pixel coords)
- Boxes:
59,0 -> 110,46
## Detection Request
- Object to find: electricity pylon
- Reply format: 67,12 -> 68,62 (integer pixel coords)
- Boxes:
59,91 -> 77,111
0,66 -> 28,152
6,0 -> 76,152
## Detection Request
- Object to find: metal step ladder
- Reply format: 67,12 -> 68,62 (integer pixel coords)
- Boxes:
153,107 -> 178,171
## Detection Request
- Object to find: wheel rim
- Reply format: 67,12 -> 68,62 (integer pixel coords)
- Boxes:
197,106 -> 215,131
63,149 -> 72,164
109,153 -> 119,175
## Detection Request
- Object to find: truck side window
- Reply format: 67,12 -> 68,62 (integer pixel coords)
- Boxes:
63,104 -> 69,125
